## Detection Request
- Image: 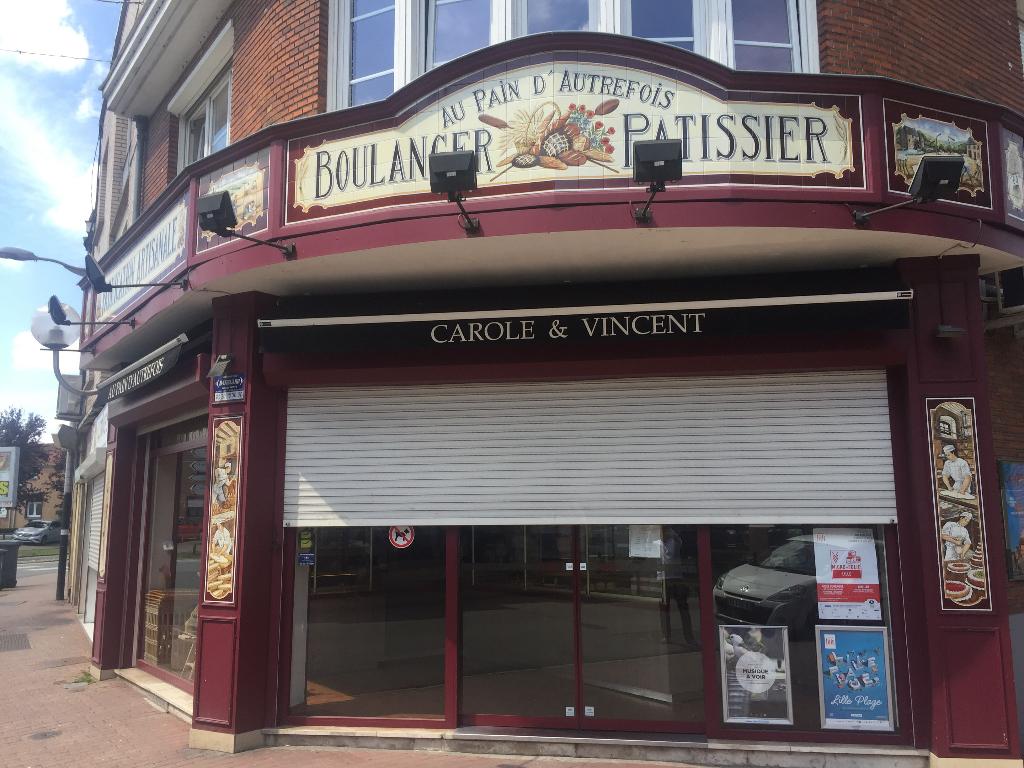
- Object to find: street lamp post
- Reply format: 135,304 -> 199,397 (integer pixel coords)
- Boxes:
0,247 -> 87,277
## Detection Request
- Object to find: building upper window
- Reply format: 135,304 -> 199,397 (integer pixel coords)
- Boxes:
183,73 -> 231,167
26,502 -> 42,519
329,0 -> 817,110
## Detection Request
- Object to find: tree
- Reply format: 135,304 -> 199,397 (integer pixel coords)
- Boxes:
0,408 -> 63,510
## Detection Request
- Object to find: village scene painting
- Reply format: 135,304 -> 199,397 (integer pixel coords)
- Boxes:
893,114 -> 984,196
205,416 -> 242,603
927,399 -> 991,611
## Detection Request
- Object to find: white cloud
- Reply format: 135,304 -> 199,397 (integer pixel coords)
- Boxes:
12,331 -> 80,374
0,0 -> 90,73
75,96 -> 100,121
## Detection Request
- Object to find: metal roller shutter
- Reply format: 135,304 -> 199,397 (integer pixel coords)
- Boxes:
86,477 -> 104,570
284,370 -> 898,527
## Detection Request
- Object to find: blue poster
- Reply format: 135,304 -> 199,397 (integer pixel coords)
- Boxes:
816,626 -> 894,731
1000,462 -> 1024,579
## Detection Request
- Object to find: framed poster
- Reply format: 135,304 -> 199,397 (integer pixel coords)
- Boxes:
926,398 -> 992,611
0,447 -> 19,508
816,626 -> 894,731
1000,462 -> 1024,580
204,416 -> 242,604
719,625 -> 793,725
813,528 -> 882,620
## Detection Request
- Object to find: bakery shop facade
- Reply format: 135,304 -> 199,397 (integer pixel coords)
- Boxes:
81,33 -> 1024,766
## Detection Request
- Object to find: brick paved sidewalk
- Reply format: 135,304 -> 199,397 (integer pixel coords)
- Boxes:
0,571 -> 690,768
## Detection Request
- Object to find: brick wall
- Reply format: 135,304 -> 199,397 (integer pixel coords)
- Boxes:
140,104 -> 178,210
818,0 -> 1024,113
986,328 -> 1024,612
229,0 -> 328,138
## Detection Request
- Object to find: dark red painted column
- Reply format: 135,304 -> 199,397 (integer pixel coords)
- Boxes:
189,292 -> 286,752
90,426 -> 139,676
896,254 -> 1021,761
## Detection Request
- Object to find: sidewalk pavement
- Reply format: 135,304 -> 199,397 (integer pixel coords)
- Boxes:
0,571 -> 688,768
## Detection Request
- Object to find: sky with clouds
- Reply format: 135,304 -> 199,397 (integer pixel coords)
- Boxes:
0,0 -> 118,439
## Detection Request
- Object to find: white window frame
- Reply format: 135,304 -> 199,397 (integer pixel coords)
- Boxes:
327,0 -> 818,110
178,70 -> 232,171
26,502 -> 42,519
723,0 -> 799,73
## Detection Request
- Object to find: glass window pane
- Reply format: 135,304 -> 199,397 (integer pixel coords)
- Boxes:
354,0 -> 392,15
526,0 -> 590,34
732,0 -> 791,43
711,525 -> 893,731
734,43 -> 793,72
351,4 -> 395,80
186,113 -> 206,164
209,83 -> 229,153
295,526 -> 446,718
141,443 -> 206,683
432,0 -> 490,66
632,0 -> 693,40
581,524 -> 703,722
351,72 -> 394,106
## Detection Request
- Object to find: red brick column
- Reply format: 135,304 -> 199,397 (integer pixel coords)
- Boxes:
189,292 -> 286,752
895,254 -> 1021,762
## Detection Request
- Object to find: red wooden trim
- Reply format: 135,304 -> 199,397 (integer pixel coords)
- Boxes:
460,714 -> 575,729
697,525 -> 720,740
277,529 -> 297,724
444,526 -> 459,729
134,435 -> 157,663
136,659 -> 196,695
265,397 -> 291,728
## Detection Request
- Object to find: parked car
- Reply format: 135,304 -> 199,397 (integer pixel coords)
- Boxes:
13,519 -> 61,545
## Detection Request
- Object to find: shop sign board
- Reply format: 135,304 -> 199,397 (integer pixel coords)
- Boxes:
213,374 -> 246,404
999,461 -> 1024,579
926,398 -> 992,611
289,59 -> 859,221
93,197 -> 187,322
719,625 -> 792,725
0,447 -> 20,508
205,416 -> 242,604
815,626 -> 894,731
812,528 -> 881,621
97,337 -> 187,405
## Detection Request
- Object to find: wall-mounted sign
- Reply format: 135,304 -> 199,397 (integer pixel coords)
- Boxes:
0,447 -> 20,508
259,290 -> 912,354
999,461 -> 1024,580
197,149 -> 270,253
719,624 -> 792,726
816,626 -> 894,731
289,57 -> 860,222
885,100 -> 991,209
97,335 -> 187,405
813,528 -> 881,621
297,528 -> 315,566
205,416 -> 242,603
389,525 -> 415,549
213,374 -> 246,404
927,398 -> 992,611
93,197 -> 187,322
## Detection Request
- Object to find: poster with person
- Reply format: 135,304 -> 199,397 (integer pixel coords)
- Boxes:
816,626 -> 894,731
719,625 -> 792,725
926,398 -> 991,611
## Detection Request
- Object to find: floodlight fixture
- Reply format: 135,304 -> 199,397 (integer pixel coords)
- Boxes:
197,191 -> 296,259
428,150 -> 480,233
207,353 -> 233,379
853,155 -> 966,225
632,140 -> 684,223
47,294 -> 133,330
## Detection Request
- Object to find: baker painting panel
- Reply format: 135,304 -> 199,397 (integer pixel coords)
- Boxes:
927,398 -> 991,611
205,416 -> 242,603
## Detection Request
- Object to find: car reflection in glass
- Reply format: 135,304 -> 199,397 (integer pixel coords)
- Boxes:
713,536 -> 817,637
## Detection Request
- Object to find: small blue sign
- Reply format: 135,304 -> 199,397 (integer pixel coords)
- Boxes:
816,626 -> 893,731
297,552 -> 315,566
213,374 -> 246,404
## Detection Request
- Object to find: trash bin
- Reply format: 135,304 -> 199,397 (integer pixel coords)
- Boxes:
0,541 -> 20,588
